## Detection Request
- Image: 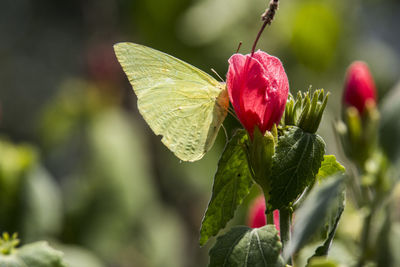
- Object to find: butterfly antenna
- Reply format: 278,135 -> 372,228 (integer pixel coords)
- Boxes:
236,41 -> 242,53
211,68 -> 225,82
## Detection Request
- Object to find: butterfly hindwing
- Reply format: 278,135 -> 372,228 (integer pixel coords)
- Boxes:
114,42 -> 229,161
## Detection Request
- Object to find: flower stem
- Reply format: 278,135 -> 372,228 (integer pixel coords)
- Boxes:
357,189 -> 382,267
263,190 -> 274,225
279,207 -> 292,252
266,211 -> 274,225
251,21 -> 268,56
357,207 -> 373,267
251,0 -> 279,56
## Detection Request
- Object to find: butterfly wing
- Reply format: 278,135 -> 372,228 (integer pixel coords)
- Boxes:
114,42 -> 229,161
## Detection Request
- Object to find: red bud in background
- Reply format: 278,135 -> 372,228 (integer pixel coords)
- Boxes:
87,42 -> 123,84
227,51 -> 289,138
247,195 -> 280,231
343,61 -> 377,114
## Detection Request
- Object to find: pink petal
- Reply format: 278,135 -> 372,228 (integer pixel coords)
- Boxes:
247,195 -> 280,233
343,61 -> 377,114
247,196 -> 267,228
226,51 -> 289,137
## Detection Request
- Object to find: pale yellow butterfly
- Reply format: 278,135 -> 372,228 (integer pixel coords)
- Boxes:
114,43 -> 229,161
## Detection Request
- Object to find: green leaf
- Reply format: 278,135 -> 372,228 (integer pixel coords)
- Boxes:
17,242 -> 66,267
209,225 -> 284,267
316,155 -> 345,182
23,165 -> 63,241
379,82 -> 400,163
0,241 -> 67,267
309,189 -> 345,259
283,175 -> 344,261
269,126 -> 325,209
294,240 -> 356,267
376,209 -> 392,267
54,244 -> 106,267
200,130 -> 253,245
0,140 -> 63,241
377,184 -> 400,266
307,257 -> 339,267
387,223 -> 400,266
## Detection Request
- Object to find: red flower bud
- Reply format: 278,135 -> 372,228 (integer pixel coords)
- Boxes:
226,50 -> 289,138
247,195 -> 280,231
343,61 -> 377,114
87,43 -> 122,84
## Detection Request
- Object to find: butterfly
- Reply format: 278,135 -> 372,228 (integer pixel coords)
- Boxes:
114,42 -> 229,162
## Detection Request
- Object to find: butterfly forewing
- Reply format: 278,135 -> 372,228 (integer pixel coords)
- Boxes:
114,42 -> 228,161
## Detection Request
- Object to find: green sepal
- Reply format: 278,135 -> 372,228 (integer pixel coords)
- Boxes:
209,225 -> 284,267
269,126 -> 326,210
283,89 -> 329,134
199,130 -> 253,246
248,127 -> 275,193
337,103 -> 379,166
0,233 -> 19,255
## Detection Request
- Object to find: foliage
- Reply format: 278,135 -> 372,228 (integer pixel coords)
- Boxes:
0,233 -> 67,267
0,0 -> 399,266
209,225 -> 284,267
200,130 -> 253,246
316,155 -> 345,182
269,126 -> 325,209
283,176 -> 344,260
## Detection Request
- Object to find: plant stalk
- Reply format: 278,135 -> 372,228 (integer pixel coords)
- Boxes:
266,211 -> 274,225
263,190 -> 275,225
251,0 -> 279,56
279,207 -> 292,252
357,208 -> 373,267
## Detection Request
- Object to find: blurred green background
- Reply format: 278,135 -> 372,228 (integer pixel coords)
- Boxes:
0,0 -> 399,266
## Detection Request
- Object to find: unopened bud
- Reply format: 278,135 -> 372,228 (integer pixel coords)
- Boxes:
247,195 -> 280,231
343,61 -> 377,114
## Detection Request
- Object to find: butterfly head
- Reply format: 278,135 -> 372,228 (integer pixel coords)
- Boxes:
216,83 -> 229,113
